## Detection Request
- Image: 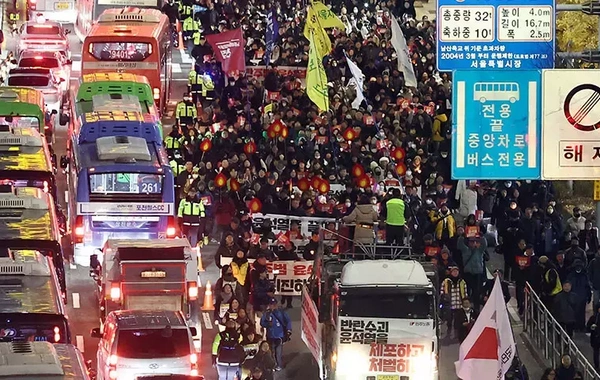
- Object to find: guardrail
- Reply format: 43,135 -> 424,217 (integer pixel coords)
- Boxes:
524,282 -> 600,379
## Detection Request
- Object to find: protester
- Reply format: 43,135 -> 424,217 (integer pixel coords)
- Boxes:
555,354 -> 576,380
260,298 -> 292,371
553,282 -> 578,338
454,297 -> 477,343
457,235 -> 488,311
539,368 -> 556,380
440,266 -> 467,340
586,303 -> 600,370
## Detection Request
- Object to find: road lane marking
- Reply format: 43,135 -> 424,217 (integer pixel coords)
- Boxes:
72,293 -> 80,309
202,312 -> 213,330
76,335 -> 84,352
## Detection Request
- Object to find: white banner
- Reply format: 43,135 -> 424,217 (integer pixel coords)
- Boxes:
219,258 -> 312,296
250,213 -> 338,242
542,69 -> 600,179
97,0 -> 158,5
336,317 -> 436,379
78,202 -> 173,215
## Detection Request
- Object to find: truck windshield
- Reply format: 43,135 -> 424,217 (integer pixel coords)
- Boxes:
340,291 -> 434,319
117,329 -> 190,358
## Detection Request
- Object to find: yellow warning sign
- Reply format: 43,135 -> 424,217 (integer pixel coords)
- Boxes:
594,181 -> 600,201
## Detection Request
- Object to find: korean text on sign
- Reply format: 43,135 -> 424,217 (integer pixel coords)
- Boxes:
559,142 -> 600,167
369,343 -> 426,374
339,319 -> 390,345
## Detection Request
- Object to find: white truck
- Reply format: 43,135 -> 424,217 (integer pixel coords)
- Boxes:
89,239 -> 201,351
307,256 -> 439,380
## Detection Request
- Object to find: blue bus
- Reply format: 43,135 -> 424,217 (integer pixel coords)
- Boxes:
61,111 -> 175,266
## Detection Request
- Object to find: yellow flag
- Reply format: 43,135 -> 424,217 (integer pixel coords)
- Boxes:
310,1 -> 345,30
306,31 -> 330,113
303,5 -> 332,59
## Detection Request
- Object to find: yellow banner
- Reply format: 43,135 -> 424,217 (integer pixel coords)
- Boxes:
303,5 -> 332,59
310,1 -> 345,30
306,31 -> 330,113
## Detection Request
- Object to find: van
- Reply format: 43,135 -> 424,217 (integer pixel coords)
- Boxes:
90,310 -> 199,380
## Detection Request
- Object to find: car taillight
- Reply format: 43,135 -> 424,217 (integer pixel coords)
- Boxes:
109,354 -> 118,366
187,281 -> 198,300
53,326 -> 60,342
166,215 -> 177,237
153,87 -> 160,100
74,216 -> 84,243
110,283 -> 121,301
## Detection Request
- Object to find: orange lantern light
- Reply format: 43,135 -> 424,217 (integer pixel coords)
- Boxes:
357,175 -> 370,189
199,139 -> 212,152
281,126 -> 289,139
270,120 -> 283,135
267,127 -> 277,139
297,177 -> 310,192
342,127 -> 356,141
214,172 -> 227,188
243,141 -> 257,155
352,163 -> 365,178
318,179 -> 330,194
311,176 -> 322,190
248,198 -> 262,213
395,162 -> 407,176
391,147 -> 406,161
229,178 -> 240,192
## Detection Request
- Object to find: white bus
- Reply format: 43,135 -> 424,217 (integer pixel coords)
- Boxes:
0,341 -> 89,379
473,82 -> 519,103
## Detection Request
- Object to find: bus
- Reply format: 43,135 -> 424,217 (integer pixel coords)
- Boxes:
0,186 -> 67,298
0,87 -> 58,144
0,249 -> 71,344
74,0 -> 164,41
27,0 -> 77,24
62,133 -> 176,266
0,125 -> 59,207
473,82 -> 520,103
80,8 -> 172,112
68,110 -> 161,154
0,342 -> 89,379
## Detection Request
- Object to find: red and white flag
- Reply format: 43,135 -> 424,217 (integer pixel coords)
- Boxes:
206,28 -> 246,75
455,276 -> 516,380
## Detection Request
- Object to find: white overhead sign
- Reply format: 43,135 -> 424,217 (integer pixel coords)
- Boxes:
542,69 -> 600,179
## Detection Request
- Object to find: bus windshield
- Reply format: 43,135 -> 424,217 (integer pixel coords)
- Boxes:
89,173 -> 163,194
0,319 -> 69,343
90,42 -> 151,61
340,290 -> 434,319
0,116 -> 40,129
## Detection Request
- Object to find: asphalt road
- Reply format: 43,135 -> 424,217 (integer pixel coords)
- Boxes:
6,25 -> 547,380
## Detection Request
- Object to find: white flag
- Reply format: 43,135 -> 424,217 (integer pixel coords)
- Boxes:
390,16 -> 418,88
455,277 -> 516,380
344,53 -> 365,109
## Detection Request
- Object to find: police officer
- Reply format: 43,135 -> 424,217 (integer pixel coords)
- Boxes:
188,66 -> 204,104
177,189 -> 205,247
201,72 -> 216,103
169,151 -> 186,178
211,319 -> 244,380
175,93 -> 197,128
164,125 -> 183,157
382,188 -> 409,245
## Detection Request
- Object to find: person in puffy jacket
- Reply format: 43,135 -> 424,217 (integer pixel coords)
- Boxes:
343,195 -> 379,243
457,235 -> 488,311
260,298 -> 292,371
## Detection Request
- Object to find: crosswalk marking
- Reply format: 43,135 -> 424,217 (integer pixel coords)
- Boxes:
202,312 -> 213,330
72,293 -> 80,309
76,335 -> 85,352
179,49 -> 194,64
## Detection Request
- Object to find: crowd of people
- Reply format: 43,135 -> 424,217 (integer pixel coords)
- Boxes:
159,0 -> 600,378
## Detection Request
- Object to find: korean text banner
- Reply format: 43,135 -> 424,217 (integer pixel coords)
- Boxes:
219,258 -> 312,296
206,28 -> 246,74
452,70 -> 542,180
250,213 -> 338,241
336,317 -> 436,379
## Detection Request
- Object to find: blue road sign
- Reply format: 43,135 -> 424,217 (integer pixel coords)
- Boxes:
436,0 -> 555,71
451,70 -> 542,180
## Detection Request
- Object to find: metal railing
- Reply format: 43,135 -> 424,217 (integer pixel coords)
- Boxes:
523,282 -> 600,379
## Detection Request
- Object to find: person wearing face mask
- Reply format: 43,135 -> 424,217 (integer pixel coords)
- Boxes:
177,188 -> 205,248
567,207 -> 586,236
175,92 -> 198,129
566,260 -> 591,331
343,195 -> 379,244
454,297 -> 478,343
565,238 -> 588,268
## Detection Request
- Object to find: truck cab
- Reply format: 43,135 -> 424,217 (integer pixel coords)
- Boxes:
310,248 -> 439,380
89,239 -> 201,351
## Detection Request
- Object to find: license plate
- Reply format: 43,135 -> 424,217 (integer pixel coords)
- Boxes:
55,2 -> 69,9
377,376 -> 400,380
